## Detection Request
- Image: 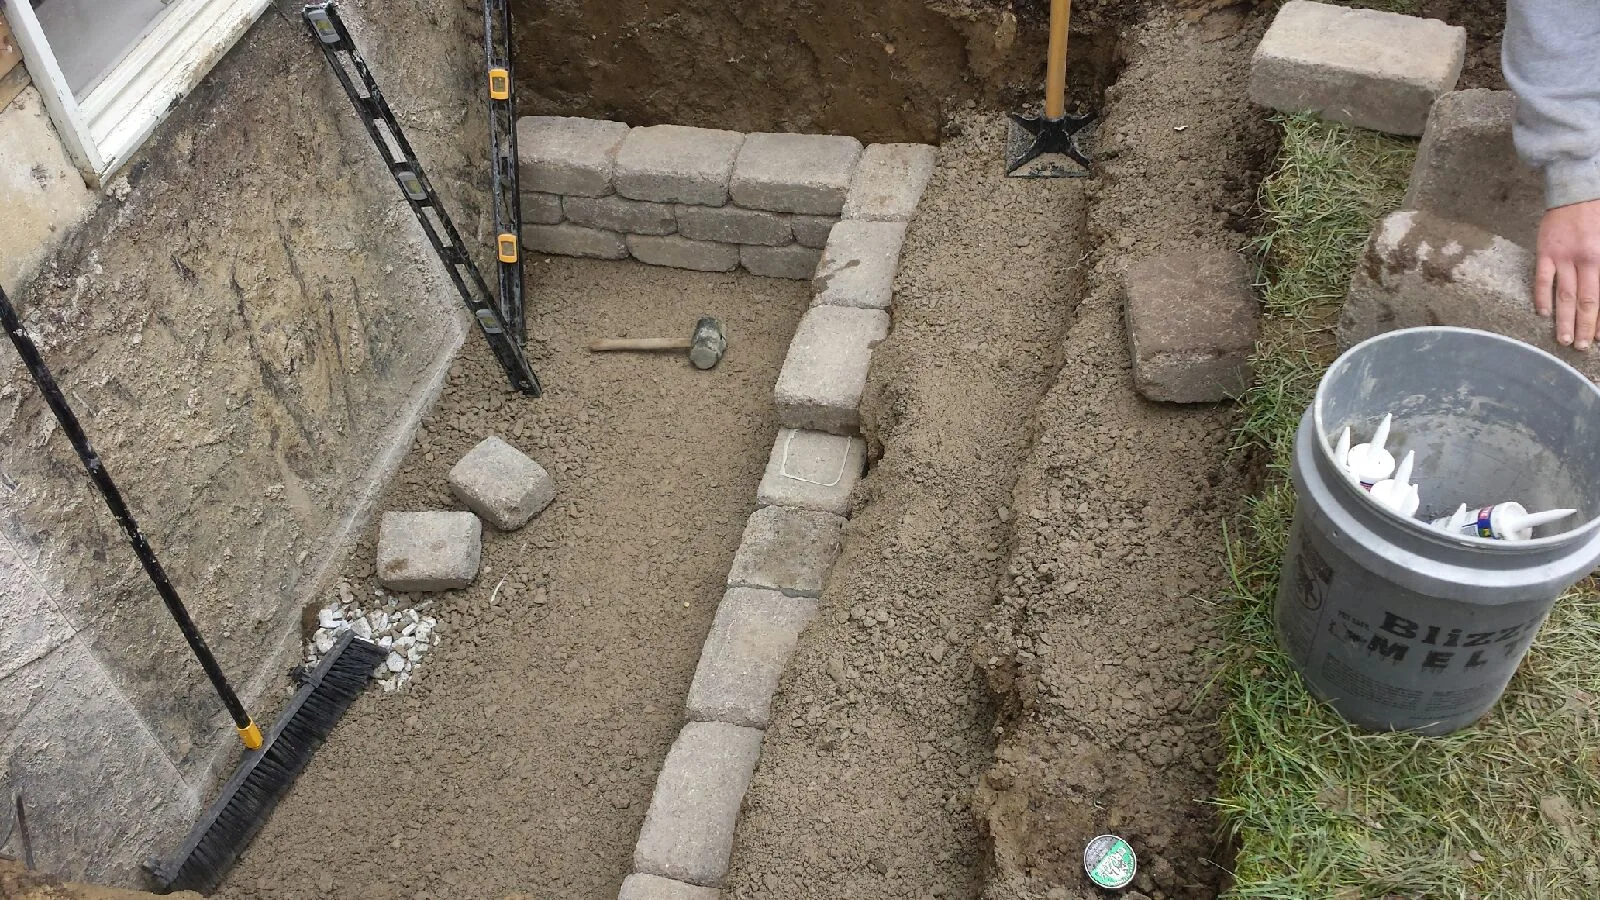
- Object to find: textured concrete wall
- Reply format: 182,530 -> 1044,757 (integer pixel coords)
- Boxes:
0,0 -> 485,884
0,86 -> 95,288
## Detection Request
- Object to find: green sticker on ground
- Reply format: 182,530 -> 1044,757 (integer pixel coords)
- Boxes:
1084,834 -> 1136,890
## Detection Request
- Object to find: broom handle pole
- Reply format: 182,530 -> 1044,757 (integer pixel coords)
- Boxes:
1045,0 -> 1070,119
0,286 -> 257,742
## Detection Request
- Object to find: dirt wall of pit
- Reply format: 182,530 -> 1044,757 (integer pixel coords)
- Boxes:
511,0 -> 1132,143
0,0 -> 492,884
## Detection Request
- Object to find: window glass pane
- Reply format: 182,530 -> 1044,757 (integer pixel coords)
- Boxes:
33,0 -> 171,96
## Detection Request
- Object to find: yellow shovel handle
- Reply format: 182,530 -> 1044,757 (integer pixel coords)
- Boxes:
1045,0 -> 1071,119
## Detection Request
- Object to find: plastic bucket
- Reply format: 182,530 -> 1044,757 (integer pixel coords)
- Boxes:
1275,326 -> 1600,734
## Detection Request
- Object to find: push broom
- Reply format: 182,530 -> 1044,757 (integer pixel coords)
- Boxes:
0,284 -> 385,894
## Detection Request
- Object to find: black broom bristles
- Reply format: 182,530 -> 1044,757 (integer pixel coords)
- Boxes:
147,633 -> 386,894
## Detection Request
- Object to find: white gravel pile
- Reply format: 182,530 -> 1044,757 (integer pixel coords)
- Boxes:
304,588 -> 440,692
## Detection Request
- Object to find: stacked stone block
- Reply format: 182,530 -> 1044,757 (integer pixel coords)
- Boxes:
620,126 -> 937,900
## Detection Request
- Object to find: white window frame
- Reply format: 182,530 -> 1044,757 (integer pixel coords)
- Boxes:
3,0 -> 269,185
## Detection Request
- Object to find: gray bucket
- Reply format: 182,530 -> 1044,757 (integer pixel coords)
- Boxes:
1276,326 -> 1600,734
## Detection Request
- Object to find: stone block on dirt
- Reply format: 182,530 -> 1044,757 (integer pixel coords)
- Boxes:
522,192 -> 564,226
1250,0 -> 1465,136
376,511 -> 482,591
628,234 -> 741,272
812,220 -> 908,310
675,204 -> 792,245
1404,90 -> 1541,250
727,505 -> 846,598
1124,250 -> 1258,403
1342,210 -> 1600,379
517,116 -> 629,197
841,143 -> 937,222
447,436 -> 555,531
791,215 -> 839,249
730,133 -> 864,215
524,224 -> 629,260
741,244 -> 822,280
616,125 -> 745,207
687,587 -> 818,728
633,721 -> 764,887
564,196 -> 677,236
774,306 -> 890,433
619,874 -> 720,900
756,428 -> 867,517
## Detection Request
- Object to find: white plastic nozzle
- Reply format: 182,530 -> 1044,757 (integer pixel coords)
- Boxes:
1333,427 -> 1351,468
1429,503 -> 1471,533
1344,414 -> 1396,487
1368,450 -> 1420,517
1432,502 -> 1579,541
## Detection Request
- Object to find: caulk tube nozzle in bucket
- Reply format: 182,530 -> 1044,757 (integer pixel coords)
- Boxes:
1439,502 -> 1580,541
1334,426 -> 1351,468
1368,450 -> 1420,517
1430,503 -> 1472,533
1343,413 -> 1396,488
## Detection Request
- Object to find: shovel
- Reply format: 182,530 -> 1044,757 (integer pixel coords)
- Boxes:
1006,0 -> 1096,178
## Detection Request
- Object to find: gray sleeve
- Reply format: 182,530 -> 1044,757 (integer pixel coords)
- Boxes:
1502,0 -> 1600,208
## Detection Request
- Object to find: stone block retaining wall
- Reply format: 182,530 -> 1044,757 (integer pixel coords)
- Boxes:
517,116 -> 934,283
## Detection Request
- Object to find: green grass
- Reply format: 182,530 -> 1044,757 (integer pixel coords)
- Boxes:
1216,114 -> 1600,900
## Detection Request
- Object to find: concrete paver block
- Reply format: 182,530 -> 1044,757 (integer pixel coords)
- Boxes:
730,133 -> 863,215
727,505 -> 846,597
377,511 -> 482,591
774,306 -> 890,433
741,244 -> 822,280
628,235 -> 740,272
619,874 -> 720,900
1124,250 -> 1258,403
616,125 -> 745,207
447,436 -> 556,531
633,721 -> 764,887
812,220 -> 908,310
564,196 -> 677,235
841,143 -> 937,221
687,587 -> 818,728
525,223 -> 628,260
1404,90 -> 1541,250
791,215 -> 839,249
517,116 -> 629,196
676,205 -> 792,245
522,192 -> 564,226
1341,210 -> 1600,380
756,428 -> 867,517
1250,0 -> 1465,136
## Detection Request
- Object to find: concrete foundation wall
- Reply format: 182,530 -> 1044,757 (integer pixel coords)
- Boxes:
0,0 -> 485,884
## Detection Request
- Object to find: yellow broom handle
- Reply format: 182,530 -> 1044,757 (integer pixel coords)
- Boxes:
1045,0 -> 1071,119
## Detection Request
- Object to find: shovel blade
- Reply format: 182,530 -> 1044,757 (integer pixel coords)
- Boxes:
1005,112 -> 1096,178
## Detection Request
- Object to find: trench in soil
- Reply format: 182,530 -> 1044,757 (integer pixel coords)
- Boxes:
212,3 -> 1272,897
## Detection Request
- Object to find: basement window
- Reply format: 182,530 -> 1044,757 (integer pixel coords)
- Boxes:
2,0 -> 269,184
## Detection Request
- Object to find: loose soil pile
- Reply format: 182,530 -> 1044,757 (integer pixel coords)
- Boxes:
216,261 -> 807,899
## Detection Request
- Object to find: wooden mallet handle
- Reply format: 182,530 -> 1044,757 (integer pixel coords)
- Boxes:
589,337 -> 693,352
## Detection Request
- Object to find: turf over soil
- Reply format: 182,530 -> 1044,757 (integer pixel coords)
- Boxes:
212,2 -> 1276,898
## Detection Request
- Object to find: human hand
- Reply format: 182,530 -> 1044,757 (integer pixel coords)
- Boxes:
1534,198 -> 1600,349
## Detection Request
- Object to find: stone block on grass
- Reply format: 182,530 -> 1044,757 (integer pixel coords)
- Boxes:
522,192 -> 564,225
524,224 -> 628,260
377,511 -> 482,591
447,436 -> 555,531
517,116 -> 629,196
727,505 -> 846,597
687,587 -> 818,728
741,244 -> 822,280
791,215 -> 839,249
564,196 -> 677,235
731,133 -> 863,215
1250,0 -> 1465,136
756,428 -> 867,517
1404,90 -> 1541,250
842,143 -> 937,221
1124,250 -> 1258,403
1341,210 -> 1600,380
675,204 -> 792,245
774,306 -> 890,433
616,125 -> 745,207
628,235 -> 740,272
633,721 -> 764,887
619,874 -> 719,900
812,220 -> 908,310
